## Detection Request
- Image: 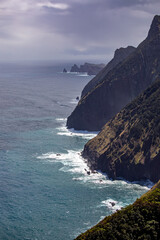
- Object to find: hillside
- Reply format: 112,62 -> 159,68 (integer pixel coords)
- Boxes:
82,78 -> 160,183
75,180 -> 160,240
67,15 -> 160,131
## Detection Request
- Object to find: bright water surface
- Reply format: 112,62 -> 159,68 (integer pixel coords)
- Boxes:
0,62 -> 151,240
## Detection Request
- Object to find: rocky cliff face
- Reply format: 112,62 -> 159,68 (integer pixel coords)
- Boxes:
67,15 -> 160,131
70,62 -> 105,75
83,78 -> 160,183
75,180 -> 160,240
81,46 -> 135,98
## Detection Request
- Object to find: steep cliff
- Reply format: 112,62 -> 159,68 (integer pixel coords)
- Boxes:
83,78 -> 160,183
81,46 -> 135,98
75,180 -> 160,240
67,15 -> 160,131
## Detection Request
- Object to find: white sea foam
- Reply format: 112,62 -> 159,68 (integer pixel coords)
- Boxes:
55,118 -> 67,122
70,99 -> 79,104
112,179 -> 153,190
37,149 -> 152,190
100,199 -> 123,212
68,72 -> 79,74
77,73 -> 89,77
99,216 -> 105,221
55,118 -> 152,190
56,125 -> 98,140
37,150 -> 111,187
68,72 -> 89,77
56,117 -> 98,139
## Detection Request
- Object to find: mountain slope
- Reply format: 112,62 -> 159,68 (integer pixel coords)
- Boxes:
67,15 -> 160,131
82,78 -> 160,183
75,180 -> 160,240
81,46 -> 135,98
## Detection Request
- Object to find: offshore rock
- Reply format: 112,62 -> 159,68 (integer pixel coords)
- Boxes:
67,15 -> 160,131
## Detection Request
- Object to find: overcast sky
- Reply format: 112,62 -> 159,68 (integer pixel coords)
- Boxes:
0,0 -> 160,63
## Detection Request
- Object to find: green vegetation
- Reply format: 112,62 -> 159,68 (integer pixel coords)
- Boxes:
75,181 -> 160,240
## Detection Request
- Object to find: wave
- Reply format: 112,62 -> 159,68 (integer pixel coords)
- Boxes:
55,119 -> 153,189
112,178 -> 153,189
56,116 -> 98,140
55,118 -> 67,122
37,150 -> 111,187
100,199 -> 123,212
56,125 -> 98,140
37,150 -> 152,191
67,71 -> 89,76
70,99 -> 79,104
77,73 -> 89,77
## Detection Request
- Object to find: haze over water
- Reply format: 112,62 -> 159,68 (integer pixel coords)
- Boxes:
0,62 -> 151,240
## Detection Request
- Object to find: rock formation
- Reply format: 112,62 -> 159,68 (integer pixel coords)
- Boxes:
70,64 -> 79,73
70,62 -> 105,75
63,68 -> 67,73
83,78 -> 160,183
67,15 -> 160,131
75,180 -> 160,240
81,46 -> 135,98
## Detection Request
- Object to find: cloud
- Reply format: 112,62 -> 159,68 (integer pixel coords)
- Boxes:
0,0 -> 159,62
37,2 -> 70,10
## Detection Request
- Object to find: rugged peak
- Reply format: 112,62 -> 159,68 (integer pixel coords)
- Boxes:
80,46 -> 135,99
114,46 -> 135,59
148,15 -> 160,39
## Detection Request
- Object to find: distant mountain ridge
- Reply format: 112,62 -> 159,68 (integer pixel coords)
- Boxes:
67,15 -> 160,131
81,46 -> 135,98
70,62 -> 105,75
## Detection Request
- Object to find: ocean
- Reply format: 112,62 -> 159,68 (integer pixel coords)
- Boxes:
0,62 -> 152,240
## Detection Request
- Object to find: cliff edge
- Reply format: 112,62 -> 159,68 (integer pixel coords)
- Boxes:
67,15 -> 160,131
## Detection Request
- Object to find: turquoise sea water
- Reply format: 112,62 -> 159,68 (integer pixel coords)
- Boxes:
0,62 -> 152,240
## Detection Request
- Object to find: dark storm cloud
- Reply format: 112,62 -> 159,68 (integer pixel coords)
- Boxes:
37,0 -> 155,59
0,0 -> 159,61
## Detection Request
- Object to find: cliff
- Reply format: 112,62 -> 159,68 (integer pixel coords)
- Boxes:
81,46 -> 135,98
70,62 -> 105,75
82,78 -> 160,183
75,180 -> 160,240
67,15 -> 160,131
